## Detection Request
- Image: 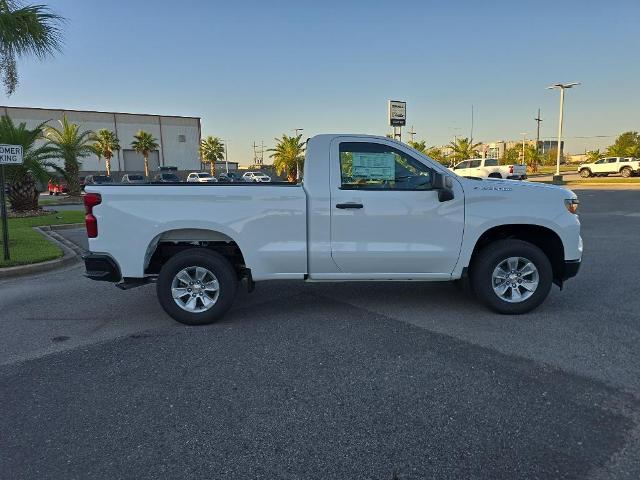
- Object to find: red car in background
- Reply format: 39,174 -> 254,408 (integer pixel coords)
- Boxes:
47,178 -> 69,195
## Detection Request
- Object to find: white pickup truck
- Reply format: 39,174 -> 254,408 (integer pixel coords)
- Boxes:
449,158 -> 527,180
578,157 -> 640,178
83,134 -> 582,325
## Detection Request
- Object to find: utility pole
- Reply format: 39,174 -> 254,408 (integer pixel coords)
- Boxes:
470,105 -> 474,144
534,109 -> 542,153
407,126 -> 416,143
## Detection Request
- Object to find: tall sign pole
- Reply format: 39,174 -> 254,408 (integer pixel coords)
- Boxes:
0,144 -> 24,261
388,100 -> 406,142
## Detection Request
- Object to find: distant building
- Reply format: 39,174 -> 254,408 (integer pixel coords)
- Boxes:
476,139 -> 565,159
1,105 -> 202,175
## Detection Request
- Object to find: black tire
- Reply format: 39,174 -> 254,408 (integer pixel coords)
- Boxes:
488,173 -> 502,179
621,167 -> 632,178
579,169 -> 591,178
156,248 -> 238,325
470,239 -> 553,315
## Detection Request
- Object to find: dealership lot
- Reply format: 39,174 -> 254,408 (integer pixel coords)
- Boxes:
1,189 -> 639,479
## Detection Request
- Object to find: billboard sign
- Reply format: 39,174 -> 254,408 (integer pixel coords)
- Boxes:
388,100 -> 406,127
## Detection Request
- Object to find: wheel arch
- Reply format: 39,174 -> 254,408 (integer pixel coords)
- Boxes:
143,228 -> 248,278
469,224 -> 565,286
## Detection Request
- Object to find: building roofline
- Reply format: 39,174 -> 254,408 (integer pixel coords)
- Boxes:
0,105 -> 201,120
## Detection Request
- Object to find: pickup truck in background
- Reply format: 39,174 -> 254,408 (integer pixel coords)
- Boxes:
578,157 -> 640,178
83,134 -> 582,325
449,158 -> 527,180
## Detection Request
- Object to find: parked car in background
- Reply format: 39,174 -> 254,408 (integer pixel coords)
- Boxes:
578,157 -> 640,178
187,172 -> 218,183
47,178 -> 69,195
218,172 -> 241,182
154,172 -> 181,183
121,174 -> 146,184
449,158 -> 527,180
84,175 -> 113,186
242,171 -> 271,182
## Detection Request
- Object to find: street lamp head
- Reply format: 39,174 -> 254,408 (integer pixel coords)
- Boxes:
547,82 -> 581,90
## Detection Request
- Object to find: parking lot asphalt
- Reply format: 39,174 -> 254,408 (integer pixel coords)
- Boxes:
1,189 -> 639,479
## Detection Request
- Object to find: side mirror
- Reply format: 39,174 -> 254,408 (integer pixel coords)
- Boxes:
432,172 -> 454,202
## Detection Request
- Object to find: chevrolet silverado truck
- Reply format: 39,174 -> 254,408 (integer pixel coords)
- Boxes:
449,158 -> 527,180
83,134 -> 582,325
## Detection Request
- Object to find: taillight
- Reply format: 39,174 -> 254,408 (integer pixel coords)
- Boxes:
84,193 -> 101,238
509,165 -> 514,174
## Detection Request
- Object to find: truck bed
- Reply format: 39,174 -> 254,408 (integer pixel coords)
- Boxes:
87,183 -> 308,280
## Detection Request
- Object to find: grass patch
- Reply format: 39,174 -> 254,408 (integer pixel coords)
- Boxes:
0,211 -> 84,268
531,177 -> 640,186
531,165 -> 578,175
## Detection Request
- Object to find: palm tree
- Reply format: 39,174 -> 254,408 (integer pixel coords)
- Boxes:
131,130 -> 159,177
408,140 -> 427,154
0,116 -> 57,211
199,136 -> 225,176
0,0 -> 64,95
586,149 -> 601,163
448,137 -> 481,163
45,115 -> 94,196
93,129 -> 120,176
268,134 -> 305,182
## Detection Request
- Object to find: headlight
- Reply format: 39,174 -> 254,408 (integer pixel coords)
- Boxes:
564,198 -> 579,214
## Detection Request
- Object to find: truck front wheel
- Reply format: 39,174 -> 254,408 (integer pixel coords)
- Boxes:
156,248 -> 238,325
470,240 -> 552,315
579,169 -> 591,178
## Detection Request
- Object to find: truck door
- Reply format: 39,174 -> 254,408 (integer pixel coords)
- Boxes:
329,139 -> 465,276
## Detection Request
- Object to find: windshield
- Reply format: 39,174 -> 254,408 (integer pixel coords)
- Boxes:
128,175 -> 144,180
197,173 -> 211,178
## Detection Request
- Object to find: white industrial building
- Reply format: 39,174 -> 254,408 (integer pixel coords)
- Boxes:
1,105 -> 202,175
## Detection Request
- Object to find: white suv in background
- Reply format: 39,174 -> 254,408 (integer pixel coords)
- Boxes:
187,172 -> 218,183
578,157 -> 640,178
242,171 -> 271,182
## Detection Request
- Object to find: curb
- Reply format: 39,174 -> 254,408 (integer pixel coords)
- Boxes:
0,223 -> 85,279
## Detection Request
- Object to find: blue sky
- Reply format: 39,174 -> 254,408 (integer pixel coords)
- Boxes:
5,0 -> 640,163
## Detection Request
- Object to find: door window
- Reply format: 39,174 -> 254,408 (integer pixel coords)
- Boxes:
454,161 -> 469,170
339,142 -> 433,190
484,158 -> 499,166
468,160 -> 482,168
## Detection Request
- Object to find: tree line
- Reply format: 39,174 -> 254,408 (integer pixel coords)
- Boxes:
406,131 -> 640,169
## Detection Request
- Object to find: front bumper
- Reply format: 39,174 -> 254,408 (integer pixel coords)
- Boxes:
83,253 -> 122,282
561,259 -> 581,281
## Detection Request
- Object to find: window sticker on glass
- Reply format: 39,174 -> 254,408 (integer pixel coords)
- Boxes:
352,152 -> 395,181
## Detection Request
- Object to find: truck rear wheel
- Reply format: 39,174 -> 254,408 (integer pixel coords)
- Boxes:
156,248 -> 238,325
470,239 -> 552,315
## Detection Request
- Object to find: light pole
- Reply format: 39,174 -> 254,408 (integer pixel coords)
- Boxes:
293,128 -> 303,181
223,139 -> 229,173
520,132 -> 527,164
547,82 -> 580,183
